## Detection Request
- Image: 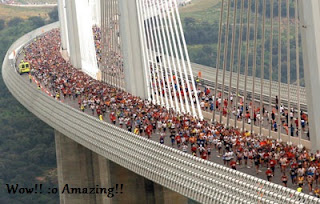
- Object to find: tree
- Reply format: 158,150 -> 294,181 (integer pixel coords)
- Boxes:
7,17 -> 23,27
0,20 -> 5,31
48,6 -> 59,23
28,16 -> 45,27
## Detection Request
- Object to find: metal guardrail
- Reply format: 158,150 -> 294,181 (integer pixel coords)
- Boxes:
189,63 -> 308,112
151,51 -> 308,112
2,23 -> 319,204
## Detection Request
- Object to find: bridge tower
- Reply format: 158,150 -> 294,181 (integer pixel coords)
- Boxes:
55,0 -> 189,203
299,0 -> 320,151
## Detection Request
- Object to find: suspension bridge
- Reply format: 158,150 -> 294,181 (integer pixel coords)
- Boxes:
2,0 -> 320,203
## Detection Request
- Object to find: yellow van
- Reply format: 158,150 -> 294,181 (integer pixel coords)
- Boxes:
18,62 -> 31,74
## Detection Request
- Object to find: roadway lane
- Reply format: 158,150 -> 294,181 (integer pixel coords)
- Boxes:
20,72 -> 314,195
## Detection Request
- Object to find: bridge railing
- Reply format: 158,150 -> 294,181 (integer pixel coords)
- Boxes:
2,23 -> 319,204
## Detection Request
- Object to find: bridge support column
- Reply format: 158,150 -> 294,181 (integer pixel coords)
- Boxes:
299,1 -> 320,152
55,130 -> 98,204
57,0 -> 68,51
55,130 -> 188,204
64,0 -> 82,68
118,0 -> 148,99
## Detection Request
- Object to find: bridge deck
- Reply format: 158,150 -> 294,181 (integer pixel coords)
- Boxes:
189,62 -> 308,111
2,23 -> 319,203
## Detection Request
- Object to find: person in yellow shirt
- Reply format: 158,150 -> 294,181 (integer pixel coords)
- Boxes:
297,184 -> 303,193
99,114 -> 103,121
134,127 -> 139,135
314,187 -> 320,198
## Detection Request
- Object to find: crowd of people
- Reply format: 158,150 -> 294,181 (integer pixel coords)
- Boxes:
92,28 -> 310,140
22,29 -> 319,197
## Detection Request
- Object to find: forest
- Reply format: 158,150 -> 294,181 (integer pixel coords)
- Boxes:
182,0 -> 304,86
0,8 -> 59,204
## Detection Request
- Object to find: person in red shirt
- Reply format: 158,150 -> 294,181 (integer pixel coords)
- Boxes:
266,168 -> 273,181
175,135 -> 181,148
145,126 -> 152,139
109,113 -> 116,125
269,158 -> 277,174
191,144 -> 197,156
201,151 -> 208,160
230,159 -> 237,170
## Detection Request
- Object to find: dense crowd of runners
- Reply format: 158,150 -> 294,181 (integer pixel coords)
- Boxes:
22,29 -> 319,197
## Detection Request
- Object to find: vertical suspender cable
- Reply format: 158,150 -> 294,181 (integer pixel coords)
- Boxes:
107,0 -> 111,85
260,0 -> 266,136
153,0 -> 175,110
136,0 -> 151,101
113,0 -> 116,87
104,0 -> 106,83
141,1 -> 161,105
101,0 -> 104,81
295,0 -> 302,148
278,0 -> 282,141
277,0 -> 282,141
286,0 -> 291,144
100,0 -> 104,81
113,0 -> 120,88
166,0 -> 191,115
227,0 -> 238,127
164,1 -> 186,113
172,0 -> 203,119
149,1 -> 169,109
110,0 -> 113,86
138,0 -> 156,104
251,0 -> 258,133
113,0 -> 117,88
235,0 -> 244,128
213,0 -> 224,123
242,0 -> 251,131
145,4 -> 165,107
268,0 -> 274,137
220,0 -> 231,123
160,1 -> 182,113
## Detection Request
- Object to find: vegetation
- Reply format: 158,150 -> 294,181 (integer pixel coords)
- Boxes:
0,9 -> 58,204
180,0 -> 304,85
11,0 -> 56,4
0,4 -> 53,21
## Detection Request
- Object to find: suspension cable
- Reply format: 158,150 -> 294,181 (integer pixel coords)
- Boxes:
268,0 -> 274,138
242,0 -> 252,131
141,1 -> 161,105
277,0 -> 282,141
136,0 -> 151,101
260,0 -> 266,136
157,0 -> 181,113
227,0 -> 238,126
219,0 -> 231,124
234,0 -> 244,128
167,0 -> 191,115
149,1 -> 169,109
213,0 -> 225,123
295,0 -> 302,148
163,0 -> 187,113
286,0 -> 291,144
152,0 -> 174,110
251,0 -> 259,133
173,0 -> 203,119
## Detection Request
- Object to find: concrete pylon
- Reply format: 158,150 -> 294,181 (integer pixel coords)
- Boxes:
57,0 -> 68,51
64,0 -> 82,69
55,130 -> 188,204
118,0 -> 148,99
299,0 -> 320,152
